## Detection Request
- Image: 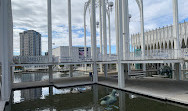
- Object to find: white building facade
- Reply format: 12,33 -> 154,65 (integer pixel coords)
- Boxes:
131,21 -> 188,52
131,21 -> 188,73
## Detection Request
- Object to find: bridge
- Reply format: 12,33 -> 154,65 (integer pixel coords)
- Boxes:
11,48 -> 188,64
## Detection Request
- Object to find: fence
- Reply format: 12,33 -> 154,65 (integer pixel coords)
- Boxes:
13,49 -> 188,64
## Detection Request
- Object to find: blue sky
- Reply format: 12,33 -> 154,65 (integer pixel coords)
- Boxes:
12,0 -> 188,55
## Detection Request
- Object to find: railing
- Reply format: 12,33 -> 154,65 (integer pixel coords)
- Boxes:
12,49 -> 188,64
182,49 -> 188,60
13,56 -> 49,64
58,56 -> 93,63
13,56 -> 93,64
129,49 -> 184,60
97,54 -> 117,61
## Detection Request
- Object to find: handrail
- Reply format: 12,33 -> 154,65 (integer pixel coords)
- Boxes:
12,49 -> 188,64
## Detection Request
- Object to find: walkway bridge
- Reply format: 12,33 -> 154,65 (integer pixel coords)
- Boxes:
12,49 -> 188,65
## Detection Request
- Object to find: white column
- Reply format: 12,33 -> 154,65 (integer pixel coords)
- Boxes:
68,0 -> 73,77
108,12 -> 111,56
0,0 -> 12,101
68,0 -> 72,57
174,63 -> 181,80
122,0 -> 129,60
172,63 -> 175,79
102,0 -> 107,58
49,65 -> 53,83
115,0 -> 119,72
93,85 -> 98,110
90,16 -> 93,58
102,0 -> 107,77
172,0 -> 180,59
137,0 -> 145,59
47,0 -> 52,63
147,45 -> 149,56
99,0 -> 103,56
117,0 -> 125,88
11,66 -> 15,85
182,62 -> 185,80
91,0 -> 98,83
47,0 -> 53,81
108,12 -> 112,70
119,91 -> 125,111
84,3 -> 87,71
99,0 -> 103,73
136,0 -> 146,71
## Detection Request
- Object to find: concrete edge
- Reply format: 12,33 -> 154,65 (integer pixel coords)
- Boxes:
9,81 -> 188,107
97,82 -> 188,106
54,82 -> 93,88
12,83 -> 53,90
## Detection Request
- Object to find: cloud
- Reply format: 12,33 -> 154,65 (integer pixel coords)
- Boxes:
12,0 -> 188,55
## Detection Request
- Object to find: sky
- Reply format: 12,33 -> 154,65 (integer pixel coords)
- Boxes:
12,0 -> 188,55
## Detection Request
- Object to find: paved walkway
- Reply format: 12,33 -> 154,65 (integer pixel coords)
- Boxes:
12,81 -> 51,90
54,77 -> 93,88
98,76 -> 188,105
11,76 -> 188,106
12,76 -> 92,90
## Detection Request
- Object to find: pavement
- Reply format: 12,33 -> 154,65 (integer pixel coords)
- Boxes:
98,76 -> 188,105
53,76 -> 93,88
12,81 -> 51,90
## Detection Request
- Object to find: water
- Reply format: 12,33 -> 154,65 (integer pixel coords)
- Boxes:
14,71 -> 86,83
4,85 -> 188,111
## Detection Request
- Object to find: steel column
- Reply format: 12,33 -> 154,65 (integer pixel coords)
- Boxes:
84,3 -> 87,71
102,0 -> 108,77
0,0 -> 12,101
117,0 -> 125,88
172,0 -> 180,59
68,0 -> 73,77
91,0 -> 98,83
99,0 -> 103,73
115,0 -> 119,72
122,0 -> 129,60
47,0 -> 52,63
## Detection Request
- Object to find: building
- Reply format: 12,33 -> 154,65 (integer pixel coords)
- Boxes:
20,30 -> 41,56
131,22 -> 188,51
131,21 -> 188,70
52,46 -> 100,62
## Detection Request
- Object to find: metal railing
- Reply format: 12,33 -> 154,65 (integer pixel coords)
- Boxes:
13,56 -> 93,64
13,56 -> 49,64
58,56 -> 93,63
97,54 -> 118,61
12,49 -> 188,64
129,49 -> 184,60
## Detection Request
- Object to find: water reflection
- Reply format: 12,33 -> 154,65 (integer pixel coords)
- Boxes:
5,85 -> 188,111
14,71 -> 86,83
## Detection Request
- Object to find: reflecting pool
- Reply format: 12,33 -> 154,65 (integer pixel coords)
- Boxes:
14,71 -> 86,83
5,85 -> 188,111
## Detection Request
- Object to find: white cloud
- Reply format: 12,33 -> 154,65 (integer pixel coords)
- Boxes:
12,0 -> 188,55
